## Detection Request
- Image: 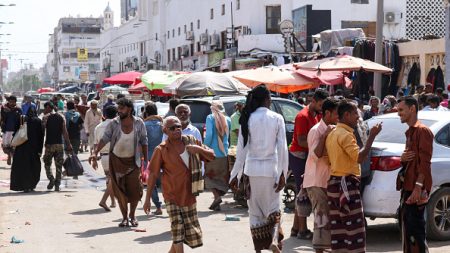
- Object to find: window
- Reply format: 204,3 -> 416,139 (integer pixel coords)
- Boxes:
167,49 -> 171,62
266,6 -> 281,34
178,27 -> 181,36
351,0 -> 369,3
197,19 -> 200,29
155,33 -> 158,41
190,22 -> 194,31
210,8 -> 214,19
436,124 -> 450,147
172,29 -> 175,37
184,25 -> 187,33
172,49 -> 175,62
167,31 -> 170,38
237,0 -> 240,10
277,101 -> 302,124
222,4 -> 225,15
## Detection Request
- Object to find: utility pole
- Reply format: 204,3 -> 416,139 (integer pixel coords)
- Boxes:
373,0 -> 384,98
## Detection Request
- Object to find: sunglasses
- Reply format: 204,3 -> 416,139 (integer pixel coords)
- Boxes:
168,124 -> 182,131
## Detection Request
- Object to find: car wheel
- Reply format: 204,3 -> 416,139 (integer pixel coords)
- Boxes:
426,187 -> 450,240
283,178 -> 297,210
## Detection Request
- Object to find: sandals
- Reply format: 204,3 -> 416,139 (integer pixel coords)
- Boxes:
209,198 -> 222,211
297,229 -> 313,240
129,218 -> 139,227
290,228 -> 299,237
152,209 -> 163,215
118,219 -> 129,227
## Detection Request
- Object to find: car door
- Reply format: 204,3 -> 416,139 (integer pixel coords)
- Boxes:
432,123 -> 450,187
273,100 -> 302,145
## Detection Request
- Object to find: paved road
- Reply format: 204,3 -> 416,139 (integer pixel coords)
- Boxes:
1,152 -> 449,252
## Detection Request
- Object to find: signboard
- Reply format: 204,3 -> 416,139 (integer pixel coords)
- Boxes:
279,20 -> 294,36
77,48 -> 88,62
292,6 -> 308,46
208,51 -> 225,67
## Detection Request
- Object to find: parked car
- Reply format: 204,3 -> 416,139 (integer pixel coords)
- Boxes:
363,111 -> 450,240
133,100 -> 169,118
38,92 -> 74,112
180,95 -> 303,145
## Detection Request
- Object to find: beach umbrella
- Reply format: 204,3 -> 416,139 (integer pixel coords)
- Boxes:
164,71 -> 249,97
294,55 -> 393,73
231,66 -> 317,93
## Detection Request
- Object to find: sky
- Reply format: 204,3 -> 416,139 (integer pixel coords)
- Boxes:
0,0 -> 121,72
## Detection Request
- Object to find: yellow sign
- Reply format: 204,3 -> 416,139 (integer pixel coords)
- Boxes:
77,48 -> 88,61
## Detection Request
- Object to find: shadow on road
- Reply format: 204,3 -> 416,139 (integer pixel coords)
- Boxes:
68,226 -> 130,238
70,208 -> 109,215
112,214 -> 168,222
0,190 -> 52,197
134,231 -> 172,244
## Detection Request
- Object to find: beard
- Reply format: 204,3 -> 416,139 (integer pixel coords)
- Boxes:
119,112 -> 129,119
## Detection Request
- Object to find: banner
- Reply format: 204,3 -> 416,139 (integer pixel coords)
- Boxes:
77,48 -> 88,62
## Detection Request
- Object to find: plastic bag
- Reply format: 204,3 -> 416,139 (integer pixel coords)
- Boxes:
63,153 -> 84,176
11,116 -> 28,147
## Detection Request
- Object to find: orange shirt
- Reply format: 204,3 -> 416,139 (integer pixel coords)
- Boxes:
149,139 -> 205,207
290,106 -> 321,153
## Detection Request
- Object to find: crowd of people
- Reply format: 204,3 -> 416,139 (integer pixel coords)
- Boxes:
1,80 -> 442,252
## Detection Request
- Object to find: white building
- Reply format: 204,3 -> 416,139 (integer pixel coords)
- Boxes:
100,0 -> 445,74
46,16 -> 103,84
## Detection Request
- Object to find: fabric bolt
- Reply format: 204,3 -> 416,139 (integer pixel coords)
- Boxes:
303,120 -> 331,189
248,176 -> 284,251
326,123 -> 360,177
204,157 -> 229,194
43,144 -> 65,186
10,115 -> 44,191
327,176 -> 365,253
230,107 -> 288,184
165,202 -> 203,248
306,187 -> 331,250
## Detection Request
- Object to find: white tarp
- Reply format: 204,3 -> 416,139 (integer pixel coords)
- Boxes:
319,28 -> 365,55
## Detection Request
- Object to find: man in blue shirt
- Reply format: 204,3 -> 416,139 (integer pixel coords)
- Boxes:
21,95 -> 37,116
102,94 -> 116,115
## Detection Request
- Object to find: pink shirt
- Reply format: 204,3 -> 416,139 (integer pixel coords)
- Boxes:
303,120 -> 331,189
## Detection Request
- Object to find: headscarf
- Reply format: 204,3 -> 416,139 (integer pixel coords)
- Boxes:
210,100 -> 228,154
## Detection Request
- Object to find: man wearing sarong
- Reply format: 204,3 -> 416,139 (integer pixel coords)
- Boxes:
144,116 -> 214,253
303,98 -> 339,253
230,84 -> 288,253
397,96 -> 433,253
325,100 -> 381,253
90,98 -> 148,227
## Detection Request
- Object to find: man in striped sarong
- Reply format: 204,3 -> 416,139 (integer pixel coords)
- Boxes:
325,100 -> 382,253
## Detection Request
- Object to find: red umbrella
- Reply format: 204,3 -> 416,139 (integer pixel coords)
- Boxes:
128,82 -> 147,91
37,87 -> 55,93
150,89 -> 172,97
103,71 -> 142,85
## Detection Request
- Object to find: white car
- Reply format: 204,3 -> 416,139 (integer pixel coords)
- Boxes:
363,111 -> 450,240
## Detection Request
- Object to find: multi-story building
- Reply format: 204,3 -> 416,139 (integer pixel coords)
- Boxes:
46,16 -> 103,84
100,0 -> 446,74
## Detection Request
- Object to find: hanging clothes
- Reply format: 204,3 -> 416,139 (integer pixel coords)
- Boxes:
434,66 -> 445,92
426,68 -> 436,85
407,62 -> 421,94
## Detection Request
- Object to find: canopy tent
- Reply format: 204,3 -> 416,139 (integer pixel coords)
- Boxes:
103,71 -> 142,85
141,70 -> 188,90
294,55 -> 393,73
164,71 -> 249,97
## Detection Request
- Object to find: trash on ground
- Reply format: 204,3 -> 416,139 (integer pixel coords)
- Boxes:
25,222 -> 31,225
132,228 -> 147,232
10,236 -> 24,244
8,209 -> 19,214
225,215 -> 241,221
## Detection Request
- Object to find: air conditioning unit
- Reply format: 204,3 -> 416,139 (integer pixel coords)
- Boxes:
182,45 -> 190,56
199,33 -> 208,45
186,31 -> 194,41
210,34 -> 220,47
141,56 -> 148,64
384,12 -> 401,24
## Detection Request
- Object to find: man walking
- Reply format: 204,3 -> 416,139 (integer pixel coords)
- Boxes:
144,116 -> 215,252
325,100 -> 382,252
90,98 -> 148,227
289,89 -> 328,239
64,101 -> 83,154
397,96 -> 433,253
84,100 -> 103,154
42,102 -> 73,191
1,96 -> 22,165
21,95 -> 37,115
230,100 -> 245,147
303,98 -> 339,252
77,94 -> 90,153
162,104 -> 202,142
93,105 -> 117,212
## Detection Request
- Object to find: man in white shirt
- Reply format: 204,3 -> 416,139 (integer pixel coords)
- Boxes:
303,99 -> 339,253
94,105 -> 117,212
84,100 -> 103,154
162,104 -> 202,142
229,85 -> 288,252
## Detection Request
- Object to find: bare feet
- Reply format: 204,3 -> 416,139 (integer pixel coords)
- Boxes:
152,208 -> 163,215
99,203 -> 111,212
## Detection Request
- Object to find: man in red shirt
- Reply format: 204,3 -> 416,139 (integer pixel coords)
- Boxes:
289,89 -> 328,239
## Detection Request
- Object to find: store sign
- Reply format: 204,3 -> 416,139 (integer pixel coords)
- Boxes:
63,66 -> 70,72
292,6 -> 307,46
77,48 -> 88,62
208,51 -> 225,67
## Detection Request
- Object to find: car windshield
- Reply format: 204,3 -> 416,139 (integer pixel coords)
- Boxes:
40,94 -> 53,100
367,117 -> 436,144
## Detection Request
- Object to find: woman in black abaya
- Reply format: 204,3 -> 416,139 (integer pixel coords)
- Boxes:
10,107 -> 44,192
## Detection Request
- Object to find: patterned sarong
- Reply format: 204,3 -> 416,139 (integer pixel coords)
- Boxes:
250,211 -> 284,251
166,201 -> 203,248
327,175 -> 365,253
